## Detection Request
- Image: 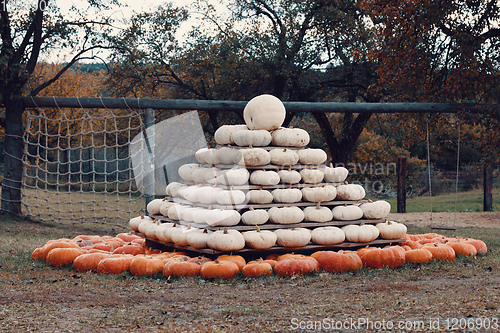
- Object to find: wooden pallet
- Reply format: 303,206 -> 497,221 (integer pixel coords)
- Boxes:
150,214 -> 385,231
141,234 -> 406,260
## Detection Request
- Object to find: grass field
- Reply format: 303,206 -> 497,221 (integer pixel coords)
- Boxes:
385,188 -> 499,213
0,214 -> 499,332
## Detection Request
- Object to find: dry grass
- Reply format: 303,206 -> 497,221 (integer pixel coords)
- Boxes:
0,214 -> 499,332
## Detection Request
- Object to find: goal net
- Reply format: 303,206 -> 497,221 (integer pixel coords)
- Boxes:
22,101 -> 146,227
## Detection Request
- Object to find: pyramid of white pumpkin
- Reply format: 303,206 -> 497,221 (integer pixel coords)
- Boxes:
130,94 -> 406,252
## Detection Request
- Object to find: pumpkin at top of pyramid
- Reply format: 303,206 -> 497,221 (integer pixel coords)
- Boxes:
243,94 -> 286,131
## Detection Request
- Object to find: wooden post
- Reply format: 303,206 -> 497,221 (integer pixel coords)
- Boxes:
397,157 -> 407,213
484,164 -> 493,212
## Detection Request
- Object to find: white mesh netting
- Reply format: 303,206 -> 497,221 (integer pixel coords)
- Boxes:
22,100 -> 146,227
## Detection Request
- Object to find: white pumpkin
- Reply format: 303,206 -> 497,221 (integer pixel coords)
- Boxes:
360,200 -> 391,219
271,127 -> 310,147
336,184 -> 366,200
300,169 -> 324,184
146,198 -> 165,215
186,229 -> 213,248
233,129 -> 272,147
192,167 -> 217,184
241,207 -> 269,225
216,189 -> 247,205
323,166 -> 349,183
207,227 -> 246,251
268,206 -> 304,224
195,186 -> 223,204
246,189 -> 274,204
278,169 -> 301,184
376,221 -> 407,239
275,228 -> 311,247
167,204 -> 184,221
269,148 -> 300,166
239,148 -> 271,167
177,185 -> 200,202
161,223 -> 183,244
303,204 -> 334,222
129,215 -> 153,232
166,182 -> 183,197
297,148 -> 327,165
205,209 -> 241,227
155,222 -> 175,243
243,226 -> 277,249
194,148 -> 219,165
332,204 -> 364,221
216,146 -> 243,165
341,224 -> 380,242
214,124 -> 248,145
243,94 -> 286,131
272,188 -> 303,203
301,185 -> 337,202
180,206 -> 203,222
249,170 -> 280,186
138,219 -> 159,239
217,168 -> 250,186
204,167 -> 221,184
159,201 -> 175,217
192,208 -> 209,224
177,163 -> 201,182
171,225 -> 198,246
310,226 -> 345,245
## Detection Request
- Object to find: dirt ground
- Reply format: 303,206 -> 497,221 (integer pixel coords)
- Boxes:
388,211 -> 500,228
0,213 -> 499,332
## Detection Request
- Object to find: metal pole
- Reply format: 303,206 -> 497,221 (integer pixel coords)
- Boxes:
144,108 -> 155,211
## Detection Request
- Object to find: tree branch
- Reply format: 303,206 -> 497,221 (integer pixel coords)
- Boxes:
24,1 -> 46,79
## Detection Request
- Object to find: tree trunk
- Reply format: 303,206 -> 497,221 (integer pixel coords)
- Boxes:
1,98 -> 25,215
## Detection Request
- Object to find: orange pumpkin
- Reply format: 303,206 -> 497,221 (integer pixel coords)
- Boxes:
46,247 -> 84,267
265,254 -> 280,261
200,260 -> 240,279
116,232 -> 144,242
464,238 -> 487,254
448,241 -> 477,257
242,262 -> 273,277
276,253 -> 307,261
129,256 -> 165,276
187,256 -> 212,265
356,246 -> 378,258
31,247 -> 44,260
405,248 -> 433,264
97,256 -> 134,274
315,250 -> 363,273
216,255 -> 246,271
247,258 -> 277,268
163,261 -> 201,277
310,251 -> 326,260
40,239 -> 81,261
274,257 -> 319,277
400,240 -> 423,250
360,246 -> 406,269
73,253 -> 112,272
422,243 -> 456,261
112,244 -> 147,256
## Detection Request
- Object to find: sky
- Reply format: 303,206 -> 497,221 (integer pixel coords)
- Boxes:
45,0 -> 226,62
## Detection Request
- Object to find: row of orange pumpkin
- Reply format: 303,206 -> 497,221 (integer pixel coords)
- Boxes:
30,231 -> 487,278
